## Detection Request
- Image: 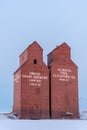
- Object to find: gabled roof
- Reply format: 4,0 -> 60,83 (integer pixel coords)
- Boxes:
48,58 -> 78,68
14,60 -> 28,74
59,42 -> 70,49
28,41 -> 43,51
20,41 -> 43,57
48,42 -> 70,55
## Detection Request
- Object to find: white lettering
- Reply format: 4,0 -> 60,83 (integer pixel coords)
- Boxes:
22,72 -> 48,86
71,76 -> 76,79
53,68 -> 76,82
14,74 -> 21,83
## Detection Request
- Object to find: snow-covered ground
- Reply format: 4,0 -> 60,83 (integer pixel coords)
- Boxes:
0,111 -> 87,130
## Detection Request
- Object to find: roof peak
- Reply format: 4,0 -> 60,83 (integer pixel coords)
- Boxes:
28,41 -> 43,50
59,42 -> 70,48
48,42 -> 70,55
20,41 -> 43,57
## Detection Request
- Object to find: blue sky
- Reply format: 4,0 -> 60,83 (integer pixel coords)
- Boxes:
0,0 -> 87,112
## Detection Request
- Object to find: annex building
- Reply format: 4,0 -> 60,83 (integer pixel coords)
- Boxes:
13,41 -> 79,119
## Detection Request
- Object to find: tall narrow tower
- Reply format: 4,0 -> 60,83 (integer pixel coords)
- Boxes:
13,41 -> 49,119
48,42 -> 79,119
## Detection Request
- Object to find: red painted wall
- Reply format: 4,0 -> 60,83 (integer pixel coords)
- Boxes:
13,41 -> 49,119
13,41 -> 79,119
13,69 -> 21,117
48,43 -> 79,119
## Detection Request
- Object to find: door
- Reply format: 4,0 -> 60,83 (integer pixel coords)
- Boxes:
29,104 -> 41,119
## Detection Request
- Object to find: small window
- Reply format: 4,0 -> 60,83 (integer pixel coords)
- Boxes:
34,59 -> 37,64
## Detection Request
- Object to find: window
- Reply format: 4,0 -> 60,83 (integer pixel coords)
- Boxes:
34,59 -> 37,64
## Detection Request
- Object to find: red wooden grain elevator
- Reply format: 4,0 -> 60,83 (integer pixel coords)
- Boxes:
48,42 -> 79,119
13,41 -> 50,119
